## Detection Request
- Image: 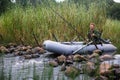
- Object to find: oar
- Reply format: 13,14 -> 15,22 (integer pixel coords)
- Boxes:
72,41 -> 93,54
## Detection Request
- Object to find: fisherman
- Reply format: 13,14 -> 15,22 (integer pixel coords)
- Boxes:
87,23 -> 109,49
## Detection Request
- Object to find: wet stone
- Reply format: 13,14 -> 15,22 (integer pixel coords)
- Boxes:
57,55 -> 66,64
24,54 -> 32,59
61,63 -> 66,71
65,66 -> 80,78
31,54 -> 40,58
84,61 -> 95,76
99,54 -> 114,61
26,45 -> 32,49
6,43 -> 17,48
9,47 -> 16,53
0,46 -> 9,53
111,64 -> 120,69
99,63 -> 111,76
26,49 -> 32,54
49,61 -> 58,67
19,51 -> 27,56
89,52 -> 100,59
95,76 -> 108,80
73,54 -> 88,62
14,51 -> 20,56
20,46 -> 28,51
32,47 -> 43,54
65,60 -> 73,65
93,49 -> 102,55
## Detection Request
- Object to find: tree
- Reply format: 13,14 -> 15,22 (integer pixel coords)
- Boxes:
0,0 -> 11,15
106,0 -> 120,20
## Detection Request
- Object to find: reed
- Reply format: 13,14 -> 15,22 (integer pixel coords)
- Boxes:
0,1 -> 119,51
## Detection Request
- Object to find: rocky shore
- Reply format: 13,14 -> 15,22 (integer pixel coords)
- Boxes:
0,43 -> 45,59
0,43 -> 120,80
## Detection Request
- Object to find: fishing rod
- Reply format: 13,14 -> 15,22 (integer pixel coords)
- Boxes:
42,1 -> 86,41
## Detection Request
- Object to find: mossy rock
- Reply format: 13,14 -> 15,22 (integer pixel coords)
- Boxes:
65,66 -> 80,79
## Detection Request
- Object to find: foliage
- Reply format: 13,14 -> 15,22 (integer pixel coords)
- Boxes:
107,1 -> 120,20
0,1 -> 120,51
0,0 -> 11,15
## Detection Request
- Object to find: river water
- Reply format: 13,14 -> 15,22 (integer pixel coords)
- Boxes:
0,53 -> 120,80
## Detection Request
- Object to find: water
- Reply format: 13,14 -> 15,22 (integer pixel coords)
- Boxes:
0,53 -> 120,80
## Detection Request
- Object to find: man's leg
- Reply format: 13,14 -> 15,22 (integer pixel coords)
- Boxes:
93,40 -> 98,49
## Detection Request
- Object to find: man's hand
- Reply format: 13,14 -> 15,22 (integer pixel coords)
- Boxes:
91,33 -> 95,37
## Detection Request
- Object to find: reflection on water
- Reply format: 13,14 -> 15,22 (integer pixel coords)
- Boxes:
0,53 -> 120,80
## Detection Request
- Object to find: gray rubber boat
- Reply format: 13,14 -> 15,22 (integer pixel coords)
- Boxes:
43,40 -> 117,55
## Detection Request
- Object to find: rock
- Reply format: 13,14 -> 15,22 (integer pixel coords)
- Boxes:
20,46 -> 28,51
49,61 -> 58,67
26,45 -> 32,49
57,55 -> 66,64
24,55 -> 32,59
0,46 -> 9,53
100,70 -> 112,77
99,54 -> 114,61
93,49 -> 102,55
14,51 -> 20,56
65,60 -> 73,65
61,63 -> 66,71
95,76 -> 108,80
111,64 -> 120,69
67,55 -> 73,60
73,54 -> 88,62
26,49 -> 32,54
89,52 -> 100,59
112,68 -> 120,74
32,47 -> 45,54
16,45 -> 23,51
39,47 -> 45,54
65,66 -> 80,78
99,62 -> 111,75
32,54 -> 40,58
84,61 -> 95,76
6,43 -> 17,48
114,54 -> 120,59
9,47 -> 16,53
18,51 -> 27,56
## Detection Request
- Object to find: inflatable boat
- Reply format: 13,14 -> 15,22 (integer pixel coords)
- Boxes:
43,40 -> 117,55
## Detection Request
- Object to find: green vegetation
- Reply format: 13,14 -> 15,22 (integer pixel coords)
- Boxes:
0,1 -> 120,51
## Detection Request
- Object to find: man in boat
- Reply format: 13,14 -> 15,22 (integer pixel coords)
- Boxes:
87,23 -> 109,49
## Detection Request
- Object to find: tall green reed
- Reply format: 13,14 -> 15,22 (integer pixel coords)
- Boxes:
0,1 -> 119,51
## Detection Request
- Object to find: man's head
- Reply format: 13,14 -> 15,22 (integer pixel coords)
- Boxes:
89,23 -> 95,30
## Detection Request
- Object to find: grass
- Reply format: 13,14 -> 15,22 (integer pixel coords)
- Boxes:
0,1 -> 120,51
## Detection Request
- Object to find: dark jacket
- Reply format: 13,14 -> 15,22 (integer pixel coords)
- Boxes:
87,29 -> 101,42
